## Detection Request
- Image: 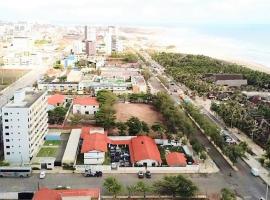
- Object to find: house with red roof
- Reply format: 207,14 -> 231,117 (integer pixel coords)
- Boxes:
80,127 -> 162,166
166,152 -> 187,167
47,94 -> 66,110
33,187 -> 100,200
128,136 -> 162,167
80,127 -> 108,164
73,97 -> 99,115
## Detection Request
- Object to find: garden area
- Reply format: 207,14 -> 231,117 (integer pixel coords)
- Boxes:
36,147 -> 58,157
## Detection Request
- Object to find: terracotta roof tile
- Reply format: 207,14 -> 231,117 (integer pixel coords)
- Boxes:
48,94 -> 65,105
73,97 -> 99,106
166,152 -> 186,167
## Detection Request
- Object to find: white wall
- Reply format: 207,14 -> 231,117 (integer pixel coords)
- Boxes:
84,151 -> 105,165
73,104 -> 99,115
136,159 -> 159,167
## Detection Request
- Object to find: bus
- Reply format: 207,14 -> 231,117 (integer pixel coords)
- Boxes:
0,166 -> 32,178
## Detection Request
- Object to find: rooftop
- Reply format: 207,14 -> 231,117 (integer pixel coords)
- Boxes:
33,188 -> 100,200
48,94 -> 65,105
4,88 -> 45,108
166,152 -> 186,167
73,97 -> 99,106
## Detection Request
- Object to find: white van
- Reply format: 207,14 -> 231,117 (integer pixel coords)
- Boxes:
251,167 -> 259,176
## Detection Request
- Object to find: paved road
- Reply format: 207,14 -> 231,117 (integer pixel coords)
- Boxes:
0,173 -> 230,195
137,49 -> 270,200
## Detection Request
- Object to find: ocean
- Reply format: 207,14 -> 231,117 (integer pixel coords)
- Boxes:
151,24 -> 270,69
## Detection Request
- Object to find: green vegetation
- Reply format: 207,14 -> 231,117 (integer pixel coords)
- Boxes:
34,39 -> 51,45
141,68 -> 151,81
116,122 -> 128,136
111,52 -> 138,63
37,147 -> 58,157
48,107 -> 68,125
126,116 -> 149,135
211,93 -> 270,148
44,141 -> 61,146
153,92 -> 195,136
0,160 -> 9,166
152,52 -> 270,95
133,181 -> 151,198
184,103 -> 248,164
70,114 -> 83,125
53,60 -> 63,69
103,152 -> 111,165
221,188 -> 236,200
95,90 -> 118,130
103,177 -> 123,198
153,175 -> 198,198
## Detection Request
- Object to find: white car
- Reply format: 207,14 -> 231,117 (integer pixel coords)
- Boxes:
39,171 -> 46,179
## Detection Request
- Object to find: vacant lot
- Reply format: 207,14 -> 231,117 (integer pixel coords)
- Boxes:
36,147 -> 58,157
0,69 -> 29,90
114,103 -> 163,125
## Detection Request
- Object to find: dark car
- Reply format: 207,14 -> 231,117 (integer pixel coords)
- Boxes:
137,171 -> 144,179
84,170 -> 102,177
145,170 -> 151,178
186,156 -> 194,165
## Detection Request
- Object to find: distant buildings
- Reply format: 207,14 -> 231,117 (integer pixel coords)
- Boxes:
85,40 -> 96,56
1,88 -> 48,164
206,74 -> 248,87
47,94 -> 66,110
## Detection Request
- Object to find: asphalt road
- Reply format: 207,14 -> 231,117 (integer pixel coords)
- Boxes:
0,173 -> 230,195
138,50 -> 270,200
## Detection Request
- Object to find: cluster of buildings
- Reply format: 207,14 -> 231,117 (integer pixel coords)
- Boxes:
38,67 -> 147,94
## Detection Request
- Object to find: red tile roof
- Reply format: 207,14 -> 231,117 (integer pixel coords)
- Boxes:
129,136 -> 161,164
48,94 -> 65,105
33,188 -> 100,200
80,127 -> 108,153
73,97 -> 99,106
166,152 -> 186,167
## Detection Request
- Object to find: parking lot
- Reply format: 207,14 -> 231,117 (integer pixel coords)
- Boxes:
109,144 -> 131,167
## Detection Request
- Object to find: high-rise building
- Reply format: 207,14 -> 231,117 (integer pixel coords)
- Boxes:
1,88 -> 48,164
86,40 -> 96,56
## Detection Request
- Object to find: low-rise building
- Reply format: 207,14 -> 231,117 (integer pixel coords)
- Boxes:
33,187 -> 100,200
73,97 -> 99,115
1,88 -> 48,164
132,75 -> 147,93
166,152 -> 187,167
80,127 -> 107,165
47,94 -> 66,110
206,74 -> 248,87
38,81 -> 78,93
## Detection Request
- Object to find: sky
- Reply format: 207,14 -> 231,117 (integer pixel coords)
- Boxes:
1,0 -> 270,26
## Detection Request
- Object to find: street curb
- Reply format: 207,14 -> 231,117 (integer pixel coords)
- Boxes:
186,113 -> 238,171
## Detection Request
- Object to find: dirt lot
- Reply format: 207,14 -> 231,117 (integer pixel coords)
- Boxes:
114,103 -> 163,125
0,69 -> 29,90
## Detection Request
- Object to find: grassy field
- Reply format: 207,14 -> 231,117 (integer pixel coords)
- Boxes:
37,147 -> 58,157
0,69 -> 30,90
114,103 -> 163,125
44,140 -> 61,146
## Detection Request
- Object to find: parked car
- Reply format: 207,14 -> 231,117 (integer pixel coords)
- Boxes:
84,169 -> 102,177
186,156 -> 194,165
145,170 -> 151,178
137,171 -> 144,179
39,171 -> 46,179
111,162 -> 118,170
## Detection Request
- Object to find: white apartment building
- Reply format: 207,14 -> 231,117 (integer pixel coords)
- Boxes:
1,88 -> 48,164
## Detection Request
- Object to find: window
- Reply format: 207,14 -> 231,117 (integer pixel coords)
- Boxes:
4,113 -> 8,116
6,152 -> 10,155
4,126 -> 9,129
4,119 -> 8,122
5,133 -> 9,136
6,146 -> 10,149
5,139 -> 9,142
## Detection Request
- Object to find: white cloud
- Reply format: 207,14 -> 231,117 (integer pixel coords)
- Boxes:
0,0 -> 270,25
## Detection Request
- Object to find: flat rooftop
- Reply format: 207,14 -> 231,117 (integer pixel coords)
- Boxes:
4,90 -> 45,108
